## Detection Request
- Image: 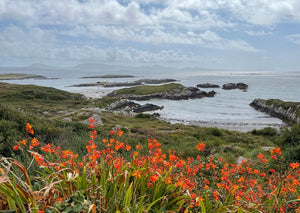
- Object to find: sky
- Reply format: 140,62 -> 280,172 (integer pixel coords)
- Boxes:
0,0 -> 300,71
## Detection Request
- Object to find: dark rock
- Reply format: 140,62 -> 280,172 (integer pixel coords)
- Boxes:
197,83 -> 220,88
250,99 -> 300,123
222,82 -> 248,90
109,99 -> 140,111
112,125 -> 122,132
133,103 -> 163,113
100,82 -> 141,87
108,99 -> 163,113
108,86 -> 216,101
82,114 -> 103,125
151,113 -> 160,117
135,79 -> 177,84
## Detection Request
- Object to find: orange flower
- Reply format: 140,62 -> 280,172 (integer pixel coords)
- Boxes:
290,162 -> 299,169
136,144 -> 142,150
237,176 -> 245,183
149,174 -> 159,182
89,117 -> 94,123
148,143 -> 154,150
89,124 -> 95,129
21,139 -> 27,145
270,147 -> 281,156
257,153 -> 264,159
26,123 -> 34,134
196,142 -> 205,151
269,169 -> 275,174
165,177 -> 172,184
13,144 -> 20,150
125,144 -> 131,151
169,153 -> 177,162
30,138 -> 39,149
259,173 -> 266,177
117,130 -> 123,137
257,153 -> 268,163
114,161 -> 121,169
271,155 -> 277,160
133,170 -> 142,178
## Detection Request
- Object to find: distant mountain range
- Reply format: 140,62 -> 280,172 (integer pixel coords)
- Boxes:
0,63 -> 218,73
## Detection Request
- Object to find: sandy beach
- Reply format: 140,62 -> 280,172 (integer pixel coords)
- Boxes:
71,87 -> 116,99
71,87 -> 285,133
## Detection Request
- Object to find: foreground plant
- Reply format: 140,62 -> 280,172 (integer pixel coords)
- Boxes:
0,120 -> 299,212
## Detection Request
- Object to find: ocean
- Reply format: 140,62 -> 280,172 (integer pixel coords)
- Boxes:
1,67 -> 299,132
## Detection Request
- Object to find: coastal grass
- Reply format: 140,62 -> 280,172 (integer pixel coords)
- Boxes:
0,73 -> 49,80
266,99 -> 300,117
0,73 -> 30,79
113,83 -> 183,95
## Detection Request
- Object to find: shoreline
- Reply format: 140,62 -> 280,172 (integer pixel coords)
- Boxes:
163,118 -> 284,132
72,87 -> 285,133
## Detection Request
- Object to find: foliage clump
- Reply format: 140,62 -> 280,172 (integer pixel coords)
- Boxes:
0,121 -> 299,212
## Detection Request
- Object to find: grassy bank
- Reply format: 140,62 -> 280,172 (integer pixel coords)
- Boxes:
266,99 -> 300,117
113,83 -> 184,95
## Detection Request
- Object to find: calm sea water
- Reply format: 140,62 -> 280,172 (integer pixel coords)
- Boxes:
1,68 -> 299,132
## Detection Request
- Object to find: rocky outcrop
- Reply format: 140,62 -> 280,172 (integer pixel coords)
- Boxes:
197,83 -> 220,88
69,78 -> 177,87
250,99 -> 300,123
108,99 -> 163,113
222,83 -> 248,90
100,82 -> 141,87
135,79 -> 176,84
107,87 -> 216,101
133,103 -> 163,113
81,75 -> 134,78
0,73 -> 59,80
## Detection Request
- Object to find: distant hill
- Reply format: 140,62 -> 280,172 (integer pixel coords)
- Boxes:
0,63 -> 216,73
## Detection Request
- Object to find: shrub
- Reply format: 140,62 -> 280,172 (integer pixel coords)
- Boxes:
251,127 -> 278,137
278,124 -> 300,162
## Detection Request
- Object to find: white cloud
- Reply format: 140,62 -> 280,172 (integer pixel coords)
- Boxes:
286,34 -> 300,45
0,0 -> 299,68
225,0 -> 300,26
246,30 -> 272,36
0,25 -> 200,63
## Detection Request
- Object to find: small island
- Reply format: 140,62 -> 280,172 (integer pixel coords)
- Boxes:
81,74 -> 134,78
0,73 -> 58,80
68,78 -> 177,87
106,83 -> 216,101
222,82 -> 248,90
197,83 -> 220,88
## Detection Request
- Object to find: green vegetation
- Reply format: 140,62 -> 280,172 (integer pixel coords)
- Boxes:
114,83 -> 184,95
0,82 -> 298,164
251,127 -> 278,137
0,73 -> 46,80
277,124 -> 300,162
266,99 -> 300,117
0,82 -> 299,212
82,74 -> 134,78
